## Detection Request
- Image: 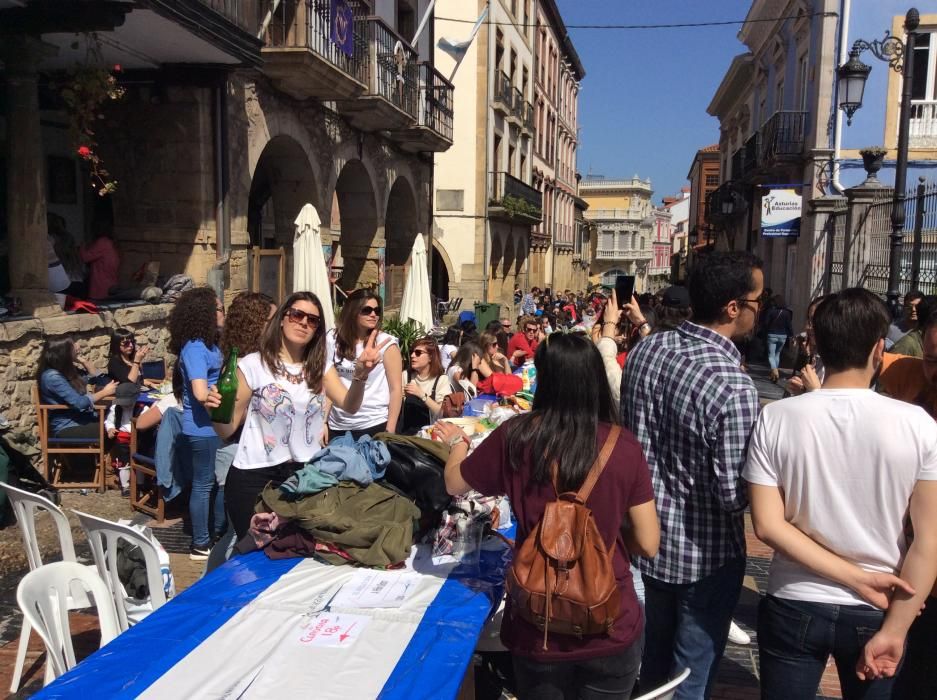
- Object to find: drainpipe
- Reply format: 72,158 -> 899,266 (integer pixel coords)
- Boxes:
482,0 -> 491,302
830,0 -> 850,194
210,75 -> 231,299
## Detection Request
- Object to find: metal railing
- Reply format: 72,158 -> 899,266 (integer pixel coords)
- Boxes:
759,110 -> 807,162
201,0 -> 263,32
495,71 -> 514,109
911,100 -> 937,146
263,0 -> 369,85
584,208 -> 648,220
366,16 -> 418,118
523,100 -> 534,131
742,132 -> 759,174
512,87 -> 524,120
824,197 -> 848,294
489,171 -> 543,212
417,62 -> 453,141
595,248 -> 653,260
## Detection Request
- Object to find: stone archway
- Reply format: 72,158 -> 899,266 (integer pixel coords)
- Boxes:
333,159 -> 378,293
431,240 -> 453,303
384,176 -> 418,307
248,135 -> 320,295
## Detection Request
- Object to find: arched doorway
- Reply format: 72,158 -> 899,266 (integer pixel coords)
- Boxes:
333,160 -> 378,293
248,136 -> 319,295
384,177 -> 418,307
431,244 -> 450,303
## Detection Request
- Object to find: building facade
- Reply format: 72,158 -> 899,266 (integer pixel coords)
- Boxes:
530,0 -> 585,294
580,177 -> 654,292
0,0 -> 453,433
648,205 -> 673,292
433,0 -> 539,309
686,145 -> 721,248
663,188 -> 691,284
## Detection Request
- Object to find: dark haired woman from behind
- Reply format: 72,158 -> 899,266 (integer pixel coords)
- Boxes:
326,289 -> 402,439
168,287 -> 226,560
37,338 -> 117,438
206,291 -> 389,541
434,333 -> 659,699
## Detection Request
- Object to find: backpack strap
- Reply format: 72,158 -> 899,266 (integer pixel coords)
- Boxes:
576,426 -> 621,503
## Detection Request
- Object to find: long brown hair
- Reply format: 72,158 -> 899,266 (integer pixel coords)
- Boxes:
37,338 -> 85,392
408,336 -> 443,379
334,289 -> 382,363
259,292 -> 327,391
221,292 -> 274,357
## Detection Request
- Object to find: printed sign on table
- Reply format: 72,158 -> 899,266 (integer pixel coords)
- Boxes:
761,188 -> 802,238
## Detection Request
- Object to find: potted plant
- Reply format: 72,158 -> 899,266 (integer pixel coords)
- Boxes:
381,315 -> 426,367
859,147 -> 887,184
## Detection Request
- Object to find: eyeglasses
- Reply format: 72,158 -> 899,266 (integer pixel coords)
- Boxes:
525,327 -> 539,333
410,348 -> 430,357
737,297 -> 763,311
120,339 -> 135,347
501,324 -> 511,329
286,308 -> 321,327
359,305 -> 380,316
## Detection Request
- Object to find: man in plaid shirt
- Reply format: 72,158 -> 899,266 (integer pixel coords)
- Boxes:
621,251 -> 763,699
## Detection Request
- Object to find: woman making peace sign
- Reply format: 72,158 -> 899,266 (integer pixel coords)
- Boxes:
207,291 -> 391,539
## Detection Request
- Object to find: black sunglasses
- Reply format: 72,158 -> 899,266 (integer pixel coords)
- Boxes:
411,348 -> 432,357
286,307 -> 321,327
359,305 -> 380,316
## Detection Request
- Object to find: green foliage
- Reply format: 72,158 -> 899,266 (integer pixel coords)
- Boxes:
381,315 -> 426,363
499,195 -> 541,221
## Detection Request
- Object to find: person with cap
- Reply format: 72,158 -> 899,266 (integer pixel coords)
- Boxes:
105,381 -> 140,496
654,285 -> 693,332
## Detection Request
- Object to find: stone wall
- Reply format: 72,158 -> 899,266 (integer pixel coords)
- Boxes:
0,304 -> 174,441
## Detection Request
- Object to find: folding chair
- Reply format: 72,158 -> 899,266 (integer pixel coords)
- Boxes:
0,483 -> 88,692
128,418 -> 164,522
74,510 -> 168,632
16,561 -> 120,685
33,385 -> 107,492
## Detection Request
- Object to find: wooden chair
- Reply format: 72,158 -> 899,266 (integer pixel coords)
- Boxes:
128,418 -> 164,522
33,385 -> 107,492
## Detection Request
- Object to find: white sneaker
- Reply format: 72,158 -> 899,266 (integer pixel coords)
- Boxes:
728,620 -> 751,645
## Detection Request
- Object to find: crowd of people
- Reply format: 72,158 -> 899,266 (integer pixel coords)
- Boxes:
29,255 -> 937,699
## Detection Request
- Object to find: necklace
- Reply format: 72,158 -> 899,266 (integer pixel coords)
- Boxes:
276,361 -> 306,385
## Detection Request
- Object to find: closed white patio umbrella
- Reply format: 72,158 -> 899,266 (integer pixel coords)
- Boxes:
399,234 -> 434,332
292,203 -> 335,331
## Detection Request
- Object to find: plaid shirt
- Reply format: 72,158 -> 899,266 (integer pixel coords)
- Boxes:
621,321 -> 759,584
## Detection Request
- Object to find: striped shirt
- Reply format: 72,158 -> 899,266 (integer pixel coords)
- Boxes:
621,321 -> 759,584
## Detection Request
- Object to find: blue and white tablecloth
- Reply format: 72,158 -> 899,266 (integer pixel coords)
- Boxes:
36,538 -> 511,699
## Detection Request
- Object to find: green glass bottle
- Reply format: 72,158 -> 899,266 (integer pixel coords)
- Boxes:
211,347 -> 239,424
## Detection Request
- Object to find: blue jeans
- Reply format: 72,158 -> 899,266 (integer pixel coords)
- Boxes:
758,595 -> 895,700
182,434 -> 225,548
640,557 -> 745,700
766,333 -> 787,371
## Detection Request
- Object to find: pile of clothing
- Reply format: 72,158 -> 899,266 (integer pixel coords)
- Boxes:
241,433 -> 453,569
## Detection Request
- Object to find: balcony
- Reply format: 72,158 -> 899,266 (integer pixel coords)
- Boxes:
489,172 -> 543,225
200,0 -> 262,33
336,16 -> 419,131
735,111 -> 806,179
584,208 -> 648,221
911,100 -> 937,148
595,248 -> 653,261
522,100 -> 534,133
493,71 -> 514,114
388,63 -> 454,153
261,0 -> 369,101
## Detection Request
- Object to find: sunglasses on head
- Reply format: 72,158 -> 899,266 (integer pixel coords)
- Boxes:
359,305 -> 380,316
285,307 -> 321,327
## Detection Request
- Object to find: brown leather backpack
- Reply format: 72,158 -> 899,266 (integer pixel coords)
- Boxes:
505,426 -> 621,650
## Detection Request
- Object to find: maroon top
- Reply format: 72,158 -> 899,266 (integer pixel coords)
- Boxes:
461,421 -> 654,661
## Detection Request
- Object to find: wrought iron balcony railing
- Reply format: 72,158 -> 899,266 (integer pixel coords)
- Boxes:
366,16 -> 419,118
417,62 -> 453,141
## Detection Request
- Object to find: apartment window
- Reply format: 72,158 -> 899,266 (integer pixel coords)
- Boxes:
797,52 -> 809,111
396,0 -> 415,43
496,30 -> 504,72
522,66 -> 529,98
520,150 -> 527,181
705,174 -> 719,187
508,143 -> 516,177
510,49 -> 517,84
493,132 -> 502,173
774,79 -> 784,112
911,30 -> 936,100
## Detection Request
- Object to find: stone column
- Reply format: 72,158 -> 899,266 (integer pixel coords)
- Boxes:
808,196 -> 846,298
3,37 -> 60,318
844,182 -> 889,291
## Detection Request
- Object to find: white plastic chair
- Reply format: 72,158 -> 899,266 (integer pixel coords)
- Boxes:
16,561 -> 120,684
633,668 -> 691,700
74,510 -> 167,632
0,482 -> 89,692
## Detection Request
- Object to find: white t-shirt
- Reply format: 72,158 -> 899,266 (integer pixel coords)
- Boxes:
233,352 -> 326,470
325,330 -> 398,431
744,388 -> 937,605
439,344 -> 458,371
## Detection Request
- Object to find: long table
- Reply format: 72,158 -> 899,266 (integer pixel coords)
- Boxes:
36,539 -> 511,699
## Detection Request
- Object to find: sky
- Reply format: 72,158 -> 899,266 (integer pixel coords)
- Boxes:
556,0 -> 907,202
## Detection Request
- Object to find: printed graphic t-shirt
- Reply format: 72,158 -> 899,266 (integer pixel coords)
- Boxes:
233,352 -> 326,470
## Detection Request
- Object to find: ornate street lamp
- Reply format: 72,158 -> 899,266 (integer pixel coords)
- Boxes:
836,8 -> 919,318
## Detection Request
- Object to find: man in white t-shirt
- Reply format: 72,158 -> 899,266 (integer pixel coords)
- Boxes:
744,288 -> 937,700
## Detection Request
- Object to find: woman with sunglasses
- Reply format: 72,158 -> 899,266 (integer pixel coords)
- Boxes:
106,328 -> 160,388
478,331 -> 510,376
207,291 -> 389,541
168,287 -> 227,560
326,289 -> 403,439
399,336 -> 453,434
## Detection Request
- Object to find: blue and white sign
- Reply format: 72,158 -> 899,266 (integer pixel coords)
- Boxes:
760,188 -> 802,238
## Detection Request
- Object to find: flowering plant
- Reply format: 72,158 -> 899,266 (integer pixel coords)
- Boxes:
59,35 -> 125,196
